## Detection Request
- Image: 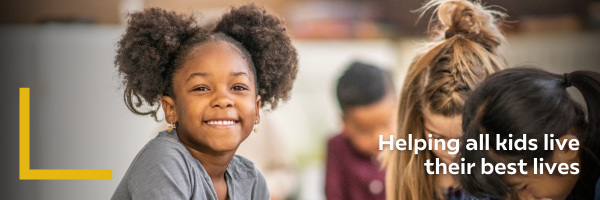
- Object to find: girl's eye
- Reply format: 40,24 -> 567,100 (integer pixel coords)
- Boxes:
193,87 -> 209,91
232,86 -> 247,91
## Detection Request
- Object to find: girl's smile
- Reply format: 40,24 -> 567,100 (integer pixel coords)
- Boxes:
204,120 -> 239,126
203,118 -> 241,130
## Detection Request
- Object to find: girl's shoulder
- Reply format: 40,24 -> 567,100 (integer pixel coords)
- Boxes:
127,130 -> 194,170
228,155 -> 261,179
227,155 -> 270,199
125,130 -> 202,183
112,130 -> 210,200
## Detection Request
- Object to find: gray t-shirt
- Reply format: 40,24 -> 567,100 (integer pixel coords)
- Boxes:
111,130 -> 270,200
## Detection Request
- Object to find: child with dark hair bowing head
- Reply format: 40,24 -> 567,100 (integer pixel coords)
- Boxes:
382,0 -> 508,199
459,67 -> 600,200
326,61 -> 397,200
111,4 -> 298,200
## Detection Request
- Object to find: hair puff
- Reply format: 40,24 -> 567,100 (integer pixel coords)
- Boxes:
214,3 -> 299,110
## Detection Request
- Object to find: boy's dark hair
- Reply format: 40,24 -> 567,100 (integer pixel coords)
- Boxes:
336,61 -> 394,112
115,4 -> 298,120
458,67 -> 600,199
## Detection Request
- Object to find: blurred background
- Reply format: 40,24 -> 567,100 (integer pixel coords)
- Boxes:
1,0 -> 599,199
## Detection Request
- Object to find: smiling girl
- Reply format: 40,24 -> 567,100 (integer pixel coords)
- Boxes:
111,4 -> 298,200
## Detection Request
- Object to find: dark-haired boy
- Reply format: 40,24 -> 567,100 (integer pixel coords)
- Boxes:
325,62 -> 397,200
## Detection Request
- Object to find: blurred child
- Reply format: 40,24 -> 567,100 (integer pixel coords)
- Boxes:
111,4 -> 298,200
459,67 -> 600,200
382,0 -> 508,199
325,61 -> 397,200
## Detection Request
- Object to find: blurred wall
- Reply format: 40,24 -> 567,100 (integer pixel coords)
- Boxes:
0,0 -> 292,24
0,0 -> 122,24
2,0 -> 595,35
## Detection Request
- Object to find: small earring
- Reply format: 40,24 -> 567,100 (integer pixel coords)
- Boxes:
168,122 -> 176,132
253,124 -> 259,133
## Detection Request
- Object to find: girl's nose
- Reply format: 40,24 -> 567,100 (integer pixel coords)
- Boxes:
210,89 -> 234,108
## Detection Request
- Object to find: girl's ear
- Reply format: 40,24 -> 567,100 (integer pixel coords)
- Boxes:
255,95 -> 261,124
552,133 -> 579,164
162,96 -> 178,124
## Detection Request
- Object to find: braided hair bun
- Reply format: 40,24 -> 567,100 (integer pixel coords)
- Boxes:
411,0 -> 508,116
435,0 -> 506,53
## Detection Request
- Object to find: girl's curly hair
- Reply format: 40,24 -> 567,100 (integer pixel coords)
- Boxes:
115,4 -> 298,120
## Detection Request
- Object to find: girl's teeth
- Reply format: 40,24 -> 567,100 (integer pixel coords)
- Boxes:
208,120 -> 235,125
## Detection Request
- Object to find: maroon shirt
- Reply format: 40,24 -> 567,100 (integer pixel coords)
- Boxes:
325,133 -> 386,200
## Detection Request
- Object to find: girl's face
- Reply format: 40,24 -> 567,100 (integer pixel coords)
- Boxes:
165,40 -> 260,154
423,108 -> 462,165
503,135 -> 580,200
504,172 -> 578,200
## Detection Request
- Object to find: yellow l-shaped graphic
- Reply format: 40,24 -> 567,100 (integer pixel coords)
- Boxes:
20,88 -> 112,180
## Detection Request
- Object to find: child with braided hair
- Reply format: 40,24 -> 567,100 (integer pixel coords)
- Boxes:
111,4 -> 298,200
382,0 -> 507,199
